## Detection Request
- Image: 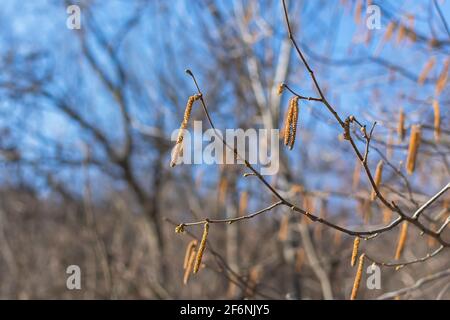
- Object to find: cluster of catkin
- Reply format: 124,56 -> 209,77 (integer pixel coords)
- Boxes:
170,94 -> 202,167
180,222 -> 209,285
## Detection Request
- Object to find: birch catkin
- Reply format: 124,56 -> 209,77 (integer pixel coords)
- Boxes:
384,21 -> 396,41
283,103 -> 294,146
183,249 -> 197,285
371,160 -> 383,201
350,253 -> 365,300
170,94 -> 201,167
433,99 -> 441,142
283,96 -> 299,149
193,222 -> 209,274
406,125 -> 421,175
397,108 -> 405,142
351,237 -> 360,267
395,222 -> 409,260
183,240 -> 198,269
290,97 -> 299,150
352,160 -> 361,191
435,58 -> 449,96
418,57 -> 436,85
278,215 -> 289,241
277,83 -> 284,96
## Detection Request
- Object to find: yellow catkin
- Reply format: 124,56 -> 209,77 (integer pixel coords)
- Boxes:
183,240 -> 198,269
406,15 -> 416,42
295,248 -> 306,273
406,125 -> 421,175
386,130 -> 393,160
354,0 -> 362,24
350,253 -> 365,300
277,83 -> 284,96
289,97 -> 299,150
394,222 -> 409,260
352,160 -> 361,191
245,265 -> 262,297
314,200 -> 327,241
383,208 -> 392,224
397,24 -> 406,43
218,178 -> 228,206
418,57 -> 436,85
428,223 -> 437,247
351,237 -> 361,267
334,229 -> 343,247
193,222 -> 209,274
283,101 -> 294,146
183,249 -> 197,285
371,160 -> 384,201
170,94 -> 201,167
384,21 -> 396,42
239,191 -> 248,216
435,58 -> 449,96
433,99 -> 441,142
278,214 -> 290,241
397,108 -> 405,142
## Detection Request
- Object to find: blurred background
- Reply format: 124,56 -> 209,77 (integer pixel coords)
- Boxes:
0,0 -> 449,299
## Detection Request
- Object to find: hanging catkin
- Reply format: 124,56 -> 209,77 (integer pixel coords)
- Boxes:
193,222 -> 209,274
435,58 -> 449,96
371,160 -> 384,201
183,240 -> 198,269
351,237 -> 360,267
183,249 -> 197,285
433,99 -> 441,142
170,94 -> 201,167
406,125 -> 421,175
418,57 -> 436,85
283,96 -> 299,150
350,254 -> 365,300
394,222 -> 409,260
397,108 -> 405,142
277,83 -> 284,96
278,215 -> 289,241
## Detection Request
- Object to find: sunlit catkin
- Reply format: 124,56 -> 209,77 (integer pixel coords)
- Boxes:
350,253 -> 365,300
183,249 -> 197,285
183,240 -> 198,269
406,125 -> 421,175
239,191 -> 248,216
295,248 -> 306,273
283,101 -> 294,146
351,237 -> 360,267
384,21 -> 396,42
394,222 -> 409,260
433,99 -> 441,142
435,58 -> 449,96
352,160 -> 361,191
193,222 -> 209,274
382,207 -> 392,224
397,24 -> 406,43
371,160 -> 383,201
289,97 -> 299,150
283,96 -> 299,149
418,57 -> 436,85
278,215 -> 289,241
277,83 -> 284,96
170,94 -> 201,167
397,108 -> 405,142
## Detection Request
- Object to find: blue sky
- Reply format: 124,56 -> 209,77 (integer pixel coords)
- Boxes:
0,0 -> 448,207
